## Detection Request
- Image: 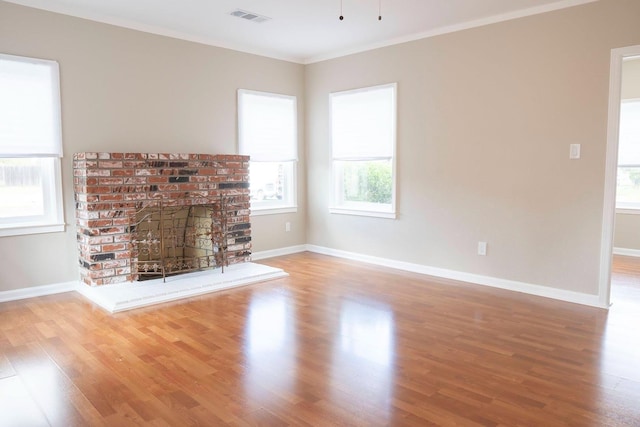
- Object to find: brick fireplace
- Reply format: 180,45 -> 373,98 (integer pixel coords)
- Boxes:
73,152 -> 251,286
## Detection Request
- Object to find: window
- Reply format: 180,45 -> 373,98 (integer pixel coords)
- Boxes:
616,99 -> 640,211
238,89 -> 297,214
330,83 -> 397,218
0,53 -> 64,236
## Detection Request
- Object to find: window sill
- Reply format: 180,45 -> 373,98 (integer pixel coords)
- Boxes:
251,206 -> 298,216
616,208 -> 640,215
0,223 -> 66,237
329,207 -> 396,219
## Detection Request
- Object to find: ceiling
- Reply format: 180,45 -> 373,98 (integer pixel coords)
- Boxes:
3,0 -> 596,63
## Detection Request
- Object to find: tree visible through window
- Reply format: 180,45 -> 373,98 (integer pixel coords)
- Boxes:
330,83 -> 397,218
0,53 -> 64,236
341,160 -> 392,204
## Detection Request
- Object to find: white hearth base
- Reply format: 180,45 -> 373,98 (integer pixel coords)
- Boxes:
76,262 -> 287,313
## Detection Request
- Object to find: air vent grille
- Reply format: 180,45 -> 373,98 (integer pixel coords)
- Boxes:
229,9 -> 271,24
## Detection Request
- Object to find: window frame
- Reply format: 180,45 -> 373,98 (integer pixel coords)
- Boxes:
238,89 -> 298,216
615,98 -> 640,214
329,83 -> 397,219
0,53 -> 65,237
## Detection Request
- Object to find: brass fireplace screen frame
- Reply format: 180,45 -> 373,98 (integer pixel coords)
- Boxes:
131,196 -> 239,281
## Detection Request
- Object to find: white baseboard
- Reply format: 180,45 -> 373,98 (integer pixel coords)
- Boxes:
0,245 -> 305,306
613,247 -> 640,257
306,245 -> 606,309
0,281 -> 77,303
1,244 -> 608,309
251,245 -> 307,260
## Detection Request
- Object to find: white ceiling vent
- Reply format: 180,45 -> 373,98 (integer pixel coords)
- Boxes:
229,9 -> 271,24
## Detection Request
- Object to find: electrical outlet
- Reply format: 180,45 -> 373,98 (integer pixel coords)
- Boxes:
569,144 -> 581,159
285,222 -> 291,232
478,241 -> 487,256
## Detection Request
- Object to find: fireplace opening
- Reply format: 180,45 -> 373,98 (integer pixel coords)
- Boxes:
133,204 -> 217,281
131,195 -> 246,281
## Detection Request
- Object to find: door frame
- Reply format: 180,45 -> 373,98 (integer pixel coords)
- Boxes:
599,44 -> 640,308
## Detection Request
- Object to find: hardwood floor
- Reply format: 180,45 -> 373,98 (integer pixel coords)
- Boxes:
1,252 -> 640,426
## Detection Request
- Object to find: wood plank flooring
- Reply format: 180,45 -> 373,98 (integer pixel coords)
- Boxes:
1,252 -> 640,426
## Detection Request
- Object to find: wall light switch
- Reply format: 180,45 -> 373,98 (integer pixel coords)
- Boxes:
570,144 -> 581,159
285,221 -> 291,232
478,241 -> 487,256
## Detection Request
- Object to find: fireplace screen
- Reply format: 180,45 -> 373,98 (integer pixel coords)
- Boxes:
131,198 -> 235,281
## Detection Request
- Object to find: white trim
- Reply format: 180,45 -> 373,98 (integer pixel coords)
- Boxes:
1,1 -> 303,63
251,245 -> 307,260
238,90 -> 298,212
0,281 -> 76,303
12,158 -> 66,233
1,0 -> 597,64
0,222 -> 65,237
306,245 -> 606,309
328,207 -> 396,219
601,44 -> 640,309
51,157 -> 65,226
330,83 -> 397,217
0,261 -> 293,308
616,208 -> 640,215
0,244 -> 608,309
613,247 -> 640,258
305,0 -> 598,63
2,0 -> 598,65
250,207 -> 298,216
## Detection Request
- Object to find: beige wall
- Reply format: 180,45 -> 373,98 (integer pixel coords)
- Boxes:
621,57 -> 640,99
0,1 -> 306,291
615,212 -> 640,250
614,57 -> 640,251
306,0 -> 640,295
3,0 -> 640,297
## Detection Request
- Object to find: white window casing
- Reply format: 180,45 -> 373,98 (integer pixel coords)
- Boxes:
0,53 -> 65,236
330,83 -> 397,218
616,99 -> 640,212
238,89 -> 298,214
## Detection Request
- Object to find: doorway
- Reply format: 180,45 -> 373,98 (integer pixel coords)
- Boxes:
601,45 -> 640,307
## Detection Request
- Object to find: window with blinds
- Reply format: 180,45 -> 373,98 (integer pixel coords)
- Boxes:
238,89 -> 297,213
617,100 -> 640,210
330,83 -> 397,218
0,53 -> 64,236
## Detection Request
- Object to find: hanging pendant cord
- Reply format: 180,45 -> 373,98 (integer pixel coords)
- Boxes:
339,0 -> 381,21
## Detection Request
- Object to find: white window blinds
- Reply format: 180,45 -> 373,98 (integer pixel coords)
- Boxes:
618,100 -> 640,167
238,90 -> 297,162
331,84 -> 395,160
0,54 -> 63,157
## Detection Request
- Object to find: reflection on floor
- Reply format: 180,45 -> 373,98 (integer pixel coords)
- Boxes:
611,254 -> 640,301
605,255 -> 640,395
1,252 -> 640,425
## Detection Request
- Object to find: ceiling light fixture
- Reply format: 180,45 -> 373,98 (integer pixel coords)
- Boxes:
339,0 -> 382,21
